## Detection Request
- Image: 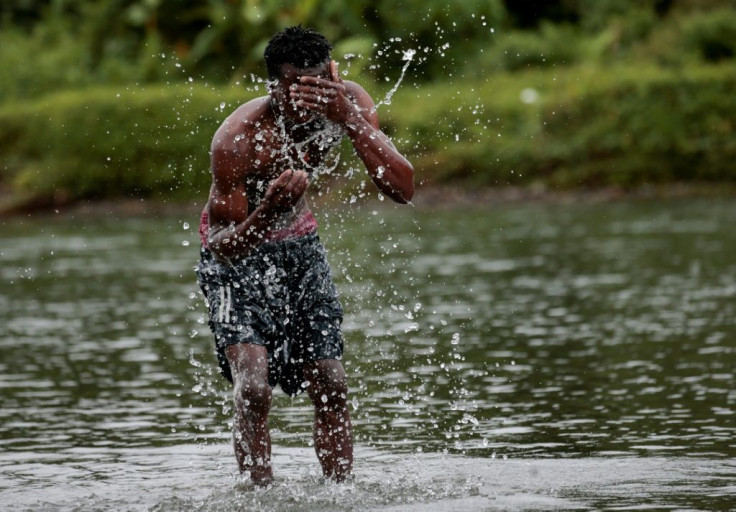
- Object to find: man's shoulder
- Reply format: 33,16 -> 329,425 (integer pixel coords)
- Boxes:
343,80 -> 375,110
233,95 -> 272,122
211,96 -> 271,151
343,80 -> 369,97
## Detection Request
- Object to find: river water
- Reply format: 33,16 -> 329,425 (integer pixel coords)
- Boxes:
1,197 -> 734,511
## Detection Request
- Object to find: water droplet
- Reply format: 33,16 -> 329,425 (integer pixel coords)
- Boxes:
188,350 -> 202,368
520,88 -> 539,104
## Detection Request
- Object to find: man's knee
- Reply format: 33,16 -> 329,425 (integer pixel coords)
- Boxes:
233,374 -> 272,413
306,360 -> 348,408
321,379 -> 348,407
226,344 -> 271,413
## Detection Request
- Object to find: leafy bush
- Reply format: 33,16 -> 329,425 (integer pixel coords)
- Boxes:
575,0 -> 657,31
681,8 -> 736,62
1,60 -> 735,208
387,63 -> 736,187
0,21 -> 89,100
0,85 -> 259,202
0,0 -> 511,103
533,67 -> 736,185
474,23 -> 582,73
633,5 -> 736,67
669,0 -> 735,13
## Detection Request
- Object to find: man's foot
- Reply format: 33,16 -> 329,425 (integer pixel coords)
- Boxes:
250,465 -> 274,487
328,471 -> 353,484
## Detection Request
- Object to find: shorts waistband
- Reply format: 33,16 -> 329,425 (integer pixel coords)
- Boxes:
254,231 -> 319,253
200,232 -> 320,262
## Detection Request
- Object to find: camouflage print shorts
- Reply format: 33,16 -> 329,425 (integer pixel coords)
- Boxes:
195,233 -> 344,396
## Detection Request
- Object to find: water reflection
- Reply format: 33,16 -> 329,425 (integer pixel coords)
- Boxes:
325,201 -> 735,459
0,198 -> 734,509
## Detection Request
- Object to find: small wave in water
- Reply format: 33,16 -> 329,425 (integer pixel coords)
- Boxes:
6,445 -> 734,511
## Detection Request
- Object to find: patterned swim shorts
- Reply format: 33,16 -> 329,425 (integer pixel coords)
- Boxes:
195,233 -> 344,396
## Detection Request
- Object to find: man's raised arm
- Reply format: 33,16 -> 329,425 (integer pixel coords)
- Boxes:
292,61 -> 414,204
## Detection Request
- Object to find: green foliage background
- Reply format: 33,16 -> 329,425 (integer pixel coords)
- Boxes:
1,0 -> 735,208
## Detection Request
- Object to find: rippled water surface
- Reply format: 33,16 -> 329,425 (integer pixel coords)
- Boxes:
1,198 -> 734,510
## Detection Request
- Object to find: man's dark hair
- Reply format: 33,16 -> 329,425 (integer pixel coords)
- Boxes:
264,26 -> 332,79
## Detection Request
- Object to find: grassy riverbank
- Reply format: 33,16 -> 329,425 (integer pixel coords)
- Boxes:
2,1 -> 736,213
1,60 -> 734,214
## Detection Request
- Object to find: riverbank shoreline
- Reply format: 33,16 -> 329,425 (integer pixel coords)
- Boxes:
1,182 -> 735,219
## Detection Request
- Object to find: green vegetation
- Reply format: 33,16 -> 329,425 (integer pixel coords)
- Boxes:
1,0 -> 735,209
390,64 -> 736,187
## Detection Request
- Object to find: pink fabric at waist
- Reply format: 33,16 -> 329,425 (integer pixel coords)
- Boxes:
199,208 -> 210,247
263,210 -> 318,242
198,208 -> 318,247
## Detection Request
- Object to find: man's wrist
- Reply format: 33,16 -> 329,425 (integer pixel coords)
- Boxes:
253,203 -> 278,224
342,107 -> 367,134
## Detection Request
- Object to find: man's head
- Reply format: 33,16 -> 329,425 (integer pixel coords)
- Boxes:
265,26 -> 333,123
264,26 -> 332,80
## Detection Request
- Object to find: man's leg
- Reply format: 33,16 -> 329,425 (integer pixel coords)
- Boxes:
225,344 -> 273,485
304,359 -> 353,481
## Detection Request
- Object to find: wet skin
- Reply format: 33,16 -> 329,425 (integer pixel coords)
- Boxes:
205,59 -> 414,484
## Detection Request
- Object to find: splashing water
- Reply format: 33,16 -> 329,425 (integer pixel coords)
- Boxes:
235,44 -> 417,207
1,200 -> 735,510
372,48 -> 416,110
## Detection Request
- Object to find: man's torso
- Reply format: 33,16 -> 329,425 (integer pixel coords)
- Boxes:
233,97 -> 345,223
203,96 -> 346,245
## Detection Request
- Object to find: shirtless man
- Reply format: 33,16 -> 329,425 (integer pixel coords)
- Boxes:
195,26 -> 414,485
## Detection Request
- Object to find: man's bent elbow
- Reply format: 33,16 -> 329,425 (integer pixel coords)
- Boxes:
376,162 -> 414,204
398,164 -> 415,203
394,186 -> 414,204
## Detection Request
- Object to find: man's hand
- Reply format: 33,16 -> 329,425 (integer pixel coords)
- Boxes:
290,61 -> 358,124
261,169 -> 309,215
290,61 -> 415,204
